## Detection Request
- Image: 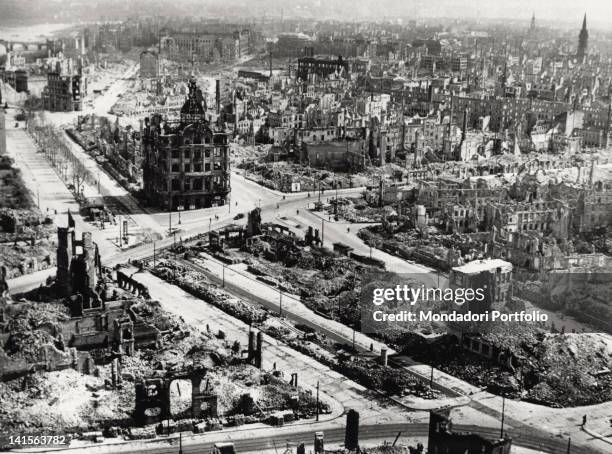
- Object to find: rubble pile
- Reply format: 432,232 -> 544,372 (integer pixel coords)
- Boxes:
203,367 -> 318,415
239,161 -> 369,192
335,357 -> 442,399
0,240 -> 55,279
332,199 -> 387,223
0,157 -> 34,210
361,446 -> 420,454
1,302 -> 70,362
0,369 -> 128,433
130,299 -> 186,333
405,326 -> 612,406
514,276 -> 612,333
152,261 -> 269,324
261,318 -> 298,341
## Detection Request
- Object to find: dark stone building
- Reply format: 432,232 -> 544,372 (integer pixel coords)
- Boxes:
142,78 -> 230,210
42,60 -> 85,112
428,410 -> 512,454
296,56 -> 349,81
56,212 -> 101,298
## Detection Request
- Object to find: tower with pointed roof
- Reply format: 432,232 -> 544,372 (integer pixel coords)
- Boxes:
141,78 -> 230,211
577,13 -> 589,63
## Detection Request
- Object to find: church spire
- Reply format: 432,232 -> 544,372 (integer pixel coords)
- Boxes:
577,13 -> 589,63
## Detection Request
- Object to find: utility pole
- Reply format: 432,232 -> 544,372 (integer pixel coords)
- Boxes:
178,432 -> 183,454
118,215 -> 122,247
315,381 -> 320,422
168,193 -> 172,235
222,263 -> 225,288
500,396 -> 506,438
566,437 -> 571,454
430,365 -> 434,388
279,290 -> 283,316
153,241 -> 156,268
321,218 -> 325,246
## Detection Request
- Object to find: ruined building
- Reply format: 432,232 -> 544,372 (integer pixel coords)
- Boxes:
1,215 -> 161,380
142,78 -> 231,210
42,58 -> 86,112
428,410 -> 512,454
134,331 -> 264,426
449,259 -> 513,313
56,212 -> 101,298
296,56 -> 349,81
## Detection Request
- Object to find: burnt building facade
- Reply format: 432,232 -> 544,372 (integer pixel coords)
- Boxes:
142,78 -> 230,210
0,68 -> 28,93
296,56 -> 349,81
56,212 -> 101,298
42,59 -> 86,112
428,410 -> 512,454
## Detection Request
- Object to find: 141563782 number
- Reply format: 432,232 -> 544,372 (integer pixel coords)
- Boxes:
9,435 -> 67,445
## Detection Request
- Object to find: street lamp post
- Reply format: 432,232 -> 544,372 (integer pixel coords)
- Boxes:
168,194 -> 172,235
315,381 -> 320,422
500,396 -> 506,437
321,218 -> 325,246
430,365 -> 434,388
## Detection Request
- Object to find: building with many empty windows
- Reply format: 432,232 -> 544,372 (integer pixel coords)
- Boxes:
142,79 -> 230,210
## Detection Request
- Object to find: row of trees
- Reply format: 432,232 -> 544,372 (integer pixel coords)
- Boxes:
26,114 -> 96,205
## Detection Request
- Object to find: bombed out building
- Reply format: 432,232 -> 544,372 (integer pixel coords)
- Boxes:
1,214 -> 161,381
428,410 -> 512,454
142,78 -> 231,210
41,59 -> 86,112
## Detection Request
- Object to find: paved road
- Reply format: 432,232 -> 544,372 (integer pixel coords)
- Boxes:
20,422 -> 590,454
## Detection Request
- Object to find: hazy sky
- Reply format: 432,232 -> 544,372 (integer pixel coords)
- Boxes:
1,0 -> 611,28
309,0 -> 612,26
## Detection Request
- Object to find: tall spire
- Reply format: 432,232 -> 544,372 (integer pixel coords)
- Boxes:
577,13 -> 589,63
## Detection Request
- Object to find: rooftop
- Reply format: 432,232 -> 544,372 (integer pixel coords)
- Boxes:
452,258 -> 512,274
